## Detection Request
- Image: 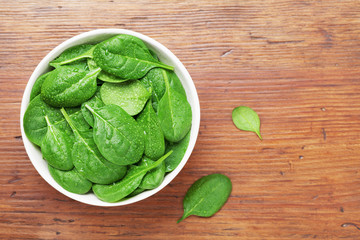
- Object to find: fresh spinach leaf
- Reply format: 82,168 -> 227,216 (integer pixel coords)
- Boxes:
92,150 -> 172,203
30,71 -> 52,101
138,156 -> 165,190
127,187 -> 145,198
61,108 -> 127,184
232,106 -> 262,140
85,104 -> 145,165
136,100 -> 165,159
158,71 -> 192,142
41,116 -> 73,170
81,87 -> 104,127
87,58 -> 128,83
93,34 -> 174,79
178,174 -> 232,223
100,80 -> 150,116
41,66 -> 101,107
164,130 -> 190,172
49,165 -> 92,194
50,44 -> 95,68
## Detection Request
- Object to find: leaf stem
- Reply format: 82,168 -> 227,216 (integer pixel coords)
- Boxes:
60,108 -> 77,133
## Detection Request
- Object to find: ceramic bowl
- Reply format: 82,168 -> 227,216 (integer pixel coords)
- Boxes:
20,29 -> 200,206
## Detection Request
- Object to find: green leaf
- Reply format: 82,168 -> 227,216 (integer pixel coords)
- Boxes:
48,165 -> 92,194
61,108 -> 127,184
87,58 -> 128,83
232,106 -> 262,140
50,44 -> 95,67
178,174 -> 232,223
136,100 -> 165,159
164,130 -> 190,172
41,116 -> 73,170
93,34 -> 173,79
85,104 -> 145,166
158,73 -> 192,142
138,156 -> 165,190
92,150 -> 172,203
81,87 -> 104,127
100,80 -> 150,116
30,71 -> 52,101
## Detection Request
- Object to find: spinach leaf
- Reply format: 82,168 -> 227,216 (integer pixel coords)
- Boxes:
41,66 -> 101,107
50,44 -> 95,68
138,156 -> 165,190
178,174 -> 232,223
164,130 -> 190,172
127,187 -> 145,198
158,71 -> 192,142
140,68 -> 186,112
61,108 -> 127,184
232,106 -> 262,140
136,100 -> 165,159
85,104 -> 145,165
87,58 -> 128,83
100,80 -> 150,116
41,116 -> 73,170
81,87 -> 104,127
93,34 -> 174,79
92,150 -> 172,203
30,71 -> 52,101
23,95 -> 64,146
49,165 -> 92,194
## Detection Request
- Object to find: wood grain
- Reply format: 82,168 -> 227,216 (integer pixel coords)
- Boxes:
1,0 -> 360,239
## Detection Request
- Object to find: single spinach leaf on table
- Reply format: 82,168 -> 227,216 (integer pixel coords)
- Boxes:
157,71 -> 192,142
87,58 -> 128,83
178,174 -> 232,223
41,116 -> 73,170
232,106 -> 262,140
140,68 -> 186,112
138,156 -> 165,190
50,44 -> 95,68
60,108 -> 127,184
85,104 -> 144,166
92,150 -> 173,203
100,80 -> 150,116
136,100 -> 165,159
81,87 -> 104,127
164,130 -> 190,172
41,66 -> 101,107
30,71 -> 52,101
93,34 -> 174,79
49,165 -> 92,194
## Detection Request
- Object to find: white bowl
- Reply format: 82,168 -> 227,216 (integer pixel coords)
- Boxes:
20,29 -> 200,207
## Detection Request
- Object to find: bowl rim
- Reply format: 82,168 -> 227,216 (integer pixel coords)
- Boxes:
20,29 -> 200,207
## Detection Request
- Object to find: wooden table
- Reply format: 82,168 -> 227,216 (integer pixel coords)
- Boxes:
1,1 -> 360,239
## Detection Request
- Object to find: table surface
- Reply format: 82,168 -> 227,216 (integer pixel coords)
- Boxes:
1,0 -> 360,239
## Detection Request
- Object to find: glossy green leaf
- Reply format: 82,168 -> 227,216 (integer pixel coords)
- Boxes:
136,100 -> 165,159
87,58 -> 128,83
92,150 -> 172,203
49,165 -> 92,194
140,68 -> 186,112
81,87 -> 104,127
85,104 -> 144,165
50,44 -> 95,68
100,80 -> 150,116
232,106 -> 262,140
30,71 -> 52,101
127,187 -> 145,198
164,130 -> 190,172
178,174 -> 232,223
158,73 -> 192,142
41,66 -> 101,107
61,108 -> 127,184
138,156 -> 165,190
41,116 -> 73,170
93,34 -> 174,79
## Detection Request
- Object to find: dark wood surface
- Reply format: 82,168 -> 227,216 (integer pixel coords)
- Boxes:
1,0 -> 360,239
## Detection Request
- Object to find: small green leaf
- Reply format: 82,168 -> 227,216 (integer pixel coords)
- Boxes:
232,106 -> 262,140
50,44 -> 95,67
178,174 -> 232,223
